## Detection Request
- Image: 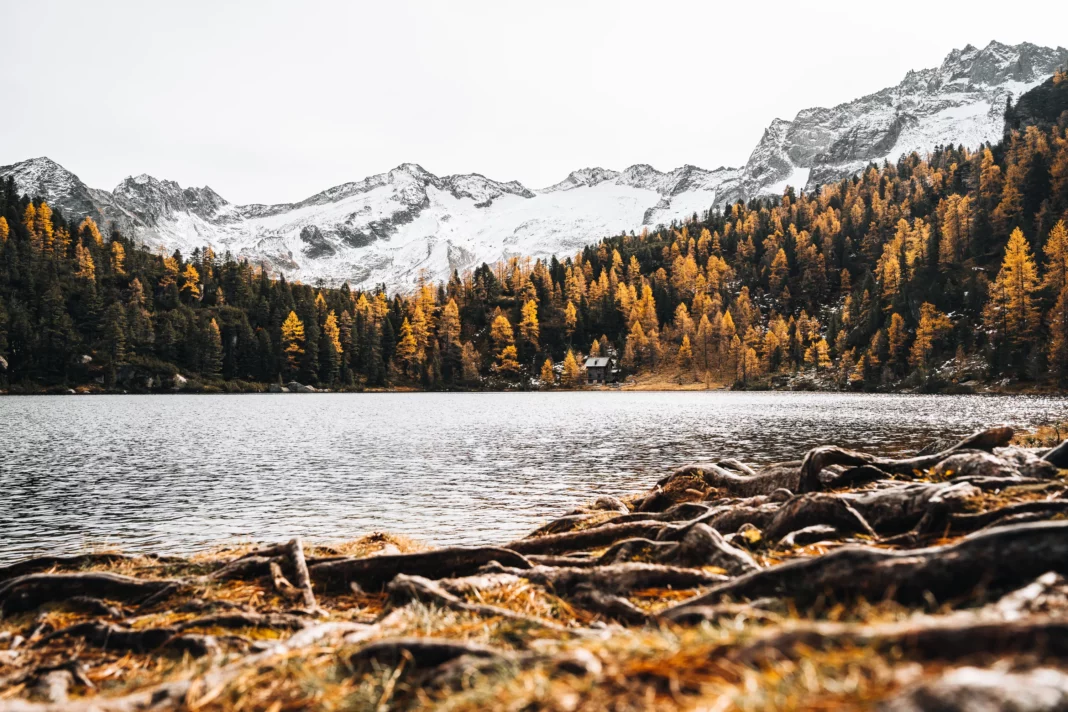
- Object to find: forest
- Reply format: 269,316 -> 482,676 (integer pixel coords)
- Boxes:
0,70 -> 1066,394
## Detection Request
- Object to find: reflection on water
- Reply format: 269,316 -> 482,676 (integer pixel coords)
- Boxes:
1,391 -> 1065,563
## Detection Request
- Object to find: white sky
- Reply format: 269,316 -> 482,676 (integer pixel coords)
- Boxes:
1,0 -> 1065,204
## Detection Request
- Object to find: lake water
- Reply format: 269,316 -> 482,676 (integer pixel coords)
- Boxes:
1,392 -> 1066,564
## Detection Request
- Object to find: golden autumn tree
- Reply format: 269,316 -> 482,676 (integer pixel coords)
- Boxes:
74,241 -> 95,280
909,303 -> 952,370
79,217 -> 104,247
490,313 -> 514,351
677,334 -> 694,370
561,349 -> 581,388
518,300 -> 539,352
983,228 -> 1041,346
460,342 -> 481,382
395,318 -> 419,376
563,301 -> 577,341
180,264 -> 201,302
495,345 -> 522,377
439,298 -> 462,347
540,358 -> 555,386
1049,282 -> 1068,384
111,242 -> 126,275
0,216 -> 8,243
280,311 -> 305,377
323,311 -> 342,354
1042,220 -> 1068,297
886,313 -> 909,371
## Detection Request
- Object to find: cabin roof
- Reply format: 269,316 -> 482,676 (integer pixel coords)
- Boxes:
584,357 -> 611,368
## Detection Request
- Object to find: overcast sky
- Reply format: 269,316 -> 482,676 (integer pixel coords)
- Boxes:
1,0 -> 1065,204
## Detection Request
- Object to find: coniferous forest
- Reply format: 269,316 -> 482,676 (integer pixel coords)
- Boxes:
1,72 -> 1067,394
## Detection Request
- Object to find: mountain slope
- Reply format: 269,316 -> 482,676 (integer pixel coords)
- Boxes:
2,40 -> 1065,290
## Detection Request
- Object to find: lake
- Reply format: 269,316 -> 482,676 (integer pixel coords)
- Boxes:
1,391 -> 1066,564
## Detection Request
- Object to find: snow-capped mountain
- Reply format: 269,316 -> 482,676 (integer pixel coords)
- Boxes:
2,40 -> 1064,291
729,41 -> 1068,201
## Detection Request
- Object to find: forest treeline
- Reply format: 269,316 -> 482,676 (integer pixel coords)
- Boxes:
1,71 -> 1067,393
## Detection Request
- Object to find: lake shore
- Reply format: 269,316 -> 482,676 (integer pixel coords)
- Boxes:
2,424 -> 1067,710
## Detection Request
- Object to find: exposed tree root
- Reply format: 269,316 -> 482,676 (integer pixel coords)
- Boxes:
718,616 -> 1068,666
349,637 -> 514,671
310,546 -> 532,593
0,554 -> 167,583
507,521 -> 678,556
663,521 -> 1068,614
482,562 -> 726,596
33,621 -> 217,657
0,572 -> 182,616
797,427 -> 1015,493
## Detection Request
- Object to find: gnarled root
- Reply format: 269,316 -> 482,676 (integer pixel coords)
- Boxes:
663,521 -> 1068,615
0,573 -> 183,616
310,546 -> 532,593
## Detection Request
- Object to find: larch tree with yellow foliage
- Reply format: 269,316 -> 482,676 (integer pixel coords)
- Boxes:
1049,281 -> 1068,385
280,311 -> 305,378
909,303 -> 953,371
518,300 -> 539,356
180,265 -> 201,303
540,358 -> 555,386
677,334 -> 694,370
983,228 -> 1041,350
395,318 -> 419,377
561,349 -> 581,388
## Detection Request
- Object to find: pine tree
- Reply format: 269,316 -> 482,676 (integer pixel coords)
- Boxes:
101,302 -> 128,385
280,311 -> 305,378
203,318 -> 223,378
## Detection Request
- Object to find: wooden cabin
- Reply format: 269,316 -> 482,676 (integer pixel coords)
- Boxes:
583,356 -> 614,384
